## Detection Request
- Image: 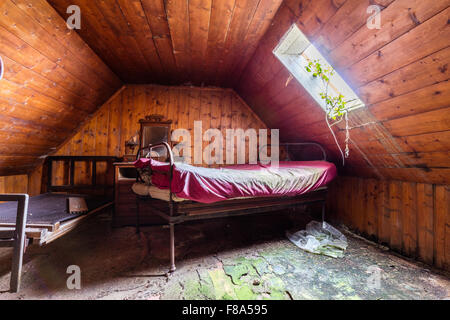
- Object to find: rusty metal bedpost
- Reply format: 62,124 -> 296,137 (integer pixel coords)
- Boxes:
135,149 -> 142,234
135,142 -> 176,272
166,142 -> 176,272
169,223 -> 175,272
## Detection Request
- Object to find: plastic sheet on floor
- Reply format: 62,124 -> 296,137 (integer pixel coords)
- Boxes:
286,221 -> 348,258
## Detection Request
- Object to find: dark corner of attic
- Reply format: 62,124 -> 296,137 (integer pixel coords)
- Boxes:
0,0 -> 448,308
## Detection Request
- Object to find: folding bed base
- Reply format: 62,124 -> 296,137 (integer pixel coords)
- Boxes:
0,156 -> 117,292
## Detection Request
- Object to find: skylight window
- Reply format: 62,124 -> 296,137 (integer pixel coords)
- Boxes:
273,24 -> 364,113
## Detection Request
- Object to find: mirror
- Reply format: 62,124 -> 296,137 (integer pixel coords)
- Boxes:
142,126 -> 169,146
139,115 -> 172,159
142,126 -> 169,157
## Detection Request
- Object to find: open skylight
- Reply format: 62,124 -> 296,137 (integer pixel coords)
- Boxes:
273,24 -> 365,113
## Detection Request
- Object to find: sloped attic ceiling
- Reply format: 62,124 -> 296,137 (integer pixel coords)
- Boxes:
0,0 -> 122,175
47,0 -> 284,86
237,0 -> 449,185
0,0 -> 448,185
0,0 -> 283,175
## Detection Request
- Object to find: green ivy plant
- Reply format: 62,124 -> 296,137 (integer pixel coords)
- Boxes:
305,59 -> 352,120
304,59 -> 354,164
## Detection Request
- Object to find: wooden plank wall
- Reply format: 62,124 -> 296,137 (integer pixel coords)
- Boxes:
27,166 -> 44,196
0,174 -> 29,203
0,175 -> 28,195
28,85 -> 268,192
327,176 -> 450,272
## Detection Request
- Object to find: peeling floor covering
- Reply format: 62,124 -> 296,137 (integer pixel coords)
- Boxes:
0,210 -> 449,300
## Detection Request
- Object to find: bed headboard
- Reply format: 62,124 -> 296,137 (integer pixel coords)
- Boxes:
259,142 -> 327,162
46,156 -> 119,196
137,142 -> 328,166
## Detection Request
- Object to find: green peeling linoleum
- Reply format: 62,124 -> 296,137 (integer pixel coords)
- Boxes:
163,240 -> 449,300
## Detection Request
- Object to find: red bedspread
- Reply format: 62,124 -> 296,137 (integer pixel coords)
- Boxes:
134,159 -> 337,203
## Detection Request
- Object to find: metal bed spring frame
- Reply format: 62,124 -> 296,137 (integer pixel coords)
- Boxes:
0,156 -> 118,292
135,142 -> 329,273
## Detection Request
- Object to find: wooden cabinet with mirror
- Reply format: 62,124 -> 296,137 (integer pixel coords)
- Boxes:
113,114 -> 171,227
139,115 -> 172,146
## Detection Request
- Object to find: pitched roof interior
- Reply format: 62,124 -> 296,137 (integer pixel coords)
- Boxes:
0,0 -> 448,184
237,0 -> 449,184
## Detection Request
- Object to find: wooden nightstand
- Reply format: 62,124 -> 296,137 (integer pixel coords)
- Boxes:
113,162 -> 165,227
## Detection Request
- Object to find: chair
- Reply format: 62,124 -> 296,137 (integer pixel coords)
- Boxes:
0,194 -> 29,292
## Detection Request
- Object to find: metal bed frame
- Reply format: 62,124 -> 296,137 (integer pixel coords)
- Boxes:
135,142 -> 330,273
0,156 -> 118,292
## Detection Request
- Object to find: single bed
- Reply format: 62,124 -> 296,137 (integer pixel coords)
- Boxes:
0,156 -> 118,245
132,142 -> 337,272
0,156 -> 118,292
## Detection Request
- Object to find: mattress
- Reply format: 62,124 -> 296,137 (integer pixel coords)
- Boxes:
134,160 -> 337,204
0,193 -> 112,225
132,183 -> 186,202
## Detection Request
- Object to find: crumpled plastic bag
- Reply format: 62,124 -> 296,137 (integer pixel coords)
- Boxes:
286,221 -> 348,258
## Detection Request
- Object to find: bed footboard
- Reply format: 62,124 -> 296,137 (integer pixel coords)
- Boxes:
46,155 -> 119,196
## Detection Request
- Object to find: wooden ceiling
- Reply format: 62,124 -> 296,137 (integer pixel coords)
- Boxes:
237,0 -> 450,184
0,0 -> 121,175
47,0 -> 283,86
0,0 -> 448,185
0,0 -> 282,175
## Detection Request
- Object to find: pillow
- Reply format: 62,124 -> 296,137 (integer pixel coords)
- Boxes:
132,182 -> 150,196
